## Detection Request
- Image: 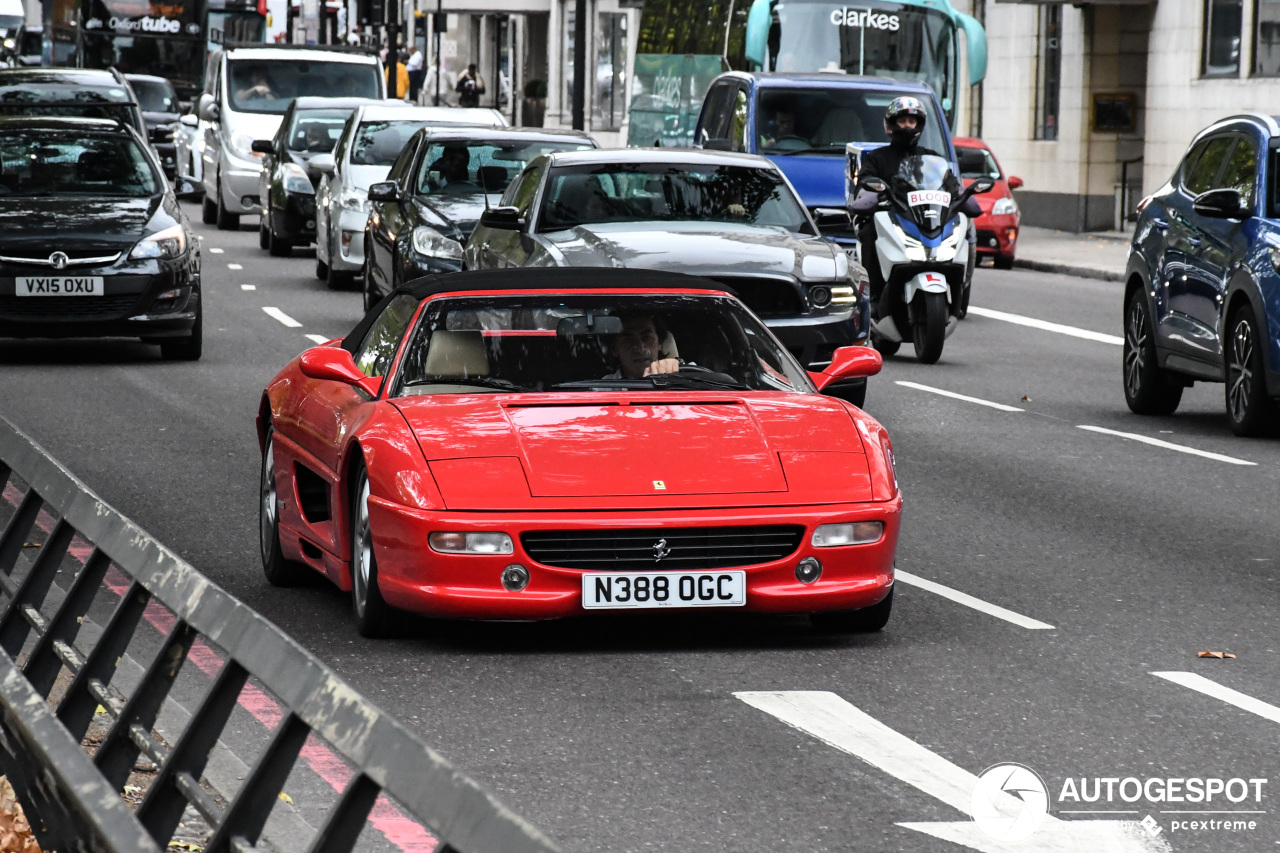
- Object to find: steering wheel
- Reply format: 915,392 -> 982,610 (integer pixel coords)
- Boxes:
770,136 -> 811,151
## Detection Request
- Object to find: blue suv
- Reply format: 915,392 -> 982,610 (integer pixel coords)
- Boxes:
1125,113 -> 1280,435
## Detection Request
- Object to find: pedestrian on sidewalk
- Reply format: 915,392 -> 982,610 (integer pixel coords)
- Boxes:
387,51 -> 410,100
456,62 -> 485,108
406,46 -> 425,103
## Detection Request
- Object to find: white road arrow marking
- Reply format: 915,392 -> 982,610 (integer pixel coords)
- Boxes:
735,691 -> 1170,852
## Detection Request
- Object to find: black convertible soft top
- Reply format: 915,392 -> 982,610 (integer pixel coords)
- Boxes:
341,268 -> 737,354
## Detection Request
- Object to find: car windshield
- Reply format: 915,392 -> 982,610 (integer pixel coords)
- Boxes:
227,60 -> 379,115
0,14 -> 23,30
539,162 -> 813,233
757,86 -> 947,155
393,293 -> 814,396
956,146 -> 1000,180
416,139 -> 593,196
287,108 -> 353,153
0,131 -> 159,197
129,79 -> 178,114
350,120 -> 427,166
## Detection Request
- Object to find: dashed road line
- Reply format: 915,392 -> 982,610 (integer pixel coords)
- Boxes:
969,306 -> 1124,346
208,247 -> 224,254
240,284 -> 256,291
228,263 -> 243,270
1077,425 -> 1255,466
1153,672 -> 1280,725
895,570 -> 1055,629
304,334 -> 329,345
895,380 -> 1024,412
262,307 -> 302,328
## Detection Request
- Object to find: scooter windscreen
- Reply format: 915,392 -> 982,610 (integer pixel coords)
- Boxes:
890,155 -> 957,239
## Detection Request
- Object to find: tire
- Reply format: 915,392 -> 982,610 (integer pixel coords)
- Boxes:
316,257 -> 328,280
260,428 -> 310,586
954,278 -> 972,320
362,267 -> 377,313
993,253 -> 1015,270
1224,306 -> 1278,436
202,194 -> 217,225
350,460 -> 398,637
259,217 -> 270,250
912,292 -> 947,364
811,588 -> 893,633
215,180 -> 239,231
1123,291 -> 1183,416
327,262 -> 354,291
268,229 -> 292,256
871,333 -> 900,357
159,303 -> 202,361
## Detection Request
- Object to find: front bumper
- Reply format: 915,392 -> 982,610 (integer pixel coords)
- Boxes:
766,308 -> 863,370
356,499 -> 901,620
975,214 -> 1019,257
330,207 -> 369,272
275,192 -> 318,244
221,151 -> 264,214
0,264 -> 200,339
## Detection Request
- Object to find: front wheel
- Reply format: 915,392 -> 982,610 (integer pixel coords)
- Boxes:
258,217 -> 270,250
159,303 -> 202,361
350,459 -> 398,637
1123,291 -> 1182,415
1225,307 -> 1278,436
202,193 -> 217,225
993,254 -> 1015,270
811,588 -> 893,633
215,180 -> 240,231
260,428 -> 310,586
912,292 -> 947,364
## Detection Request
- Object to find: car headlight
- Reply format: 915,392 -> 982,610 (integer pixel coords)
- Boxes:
2,38 -> 14,50
811,522 -> 884,547
231,131 -> 261,160
428,532 -> 513,555
129,224 -> 187,260
340,188 -> 368,213
992,197 -> 1018,216
412,226 -> 463,260
281,162 -> 314,194
829,284 -> 857,305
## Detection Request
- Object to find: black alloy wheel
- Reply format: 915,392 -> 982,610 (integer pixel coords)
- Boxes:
810,588 -> 893,633
1225,306 -> 1278,436
259,427 -> 310,585
316,257 -> 328,280
159,302 -> 202,361
1122,290 -> 1182,415
350,459 -> 397,637
267,213 -> 292,256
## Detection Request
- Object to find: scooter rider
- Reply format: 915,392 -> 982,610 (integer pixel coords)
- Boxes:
853,97 -> 977,328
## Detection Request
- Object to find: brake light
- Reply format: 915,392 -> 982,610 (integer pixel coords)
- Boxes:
1136,195 -> 1152,215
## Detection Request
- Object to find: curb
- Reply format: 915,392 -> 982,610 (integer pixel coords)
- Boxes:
1013,257 -> 1125,283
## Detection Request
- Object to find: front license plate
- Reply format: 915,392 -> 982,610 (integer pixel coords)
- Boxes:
15,277 -> 104,297
581,571 -> 746,610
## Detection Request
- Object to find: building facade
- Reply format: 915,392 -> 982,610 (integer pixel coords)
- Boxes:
977,0 -> 1280,231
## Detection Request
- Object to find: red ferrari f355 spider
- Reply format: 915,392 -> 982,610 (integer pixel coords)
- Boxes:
257,269 -> 901,636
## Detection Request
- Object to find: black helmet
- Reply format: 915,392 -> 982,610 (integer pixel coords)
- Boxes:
884,96 -> 927,146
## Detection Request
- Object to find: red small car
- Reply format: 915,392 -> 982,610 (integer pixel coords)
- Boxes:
257,269 -> 901,637
953,137 -> 1022,269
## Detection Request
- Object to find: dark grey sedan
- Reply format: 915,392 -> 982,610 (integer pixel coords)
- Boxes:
464,149 -> 870,400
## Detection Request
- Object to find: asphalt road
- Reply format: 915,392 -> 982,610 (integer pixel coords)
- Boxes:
2,206 -> 1279,853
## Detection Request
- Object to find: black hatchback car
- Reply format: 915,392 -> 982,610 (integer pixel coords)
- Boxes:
0,68 -> 146,136
0,117 -> 202,359
254,96 -> 375,256
363,125 -> 595,310
124,74 -> 183,183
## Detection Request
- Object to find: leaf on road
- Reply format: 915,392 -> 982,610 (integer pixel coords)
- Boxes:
1197,650 -> 1236,659
1020,395 -> 1031,402
278,791 -> 293,804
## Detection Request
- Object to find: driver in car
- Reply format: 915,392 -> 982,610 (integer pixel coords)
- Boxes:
760,109 -> 802,149
604,314 -> 680,379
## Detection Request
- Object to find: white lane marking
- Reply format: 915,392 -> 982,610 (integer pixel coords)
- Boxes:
1077,425 -> 1256,466
209,247 -> 224,254
895,570 -> 1055,630
895,381 -> 1024,413
736,691 -> 1169,852
228,263 -> 243,270
262,307 -> 302,328
305,334 -> 329,345
969,306 -> 1124,346
240,284 -> 256,291
1153,672 -> 1280,725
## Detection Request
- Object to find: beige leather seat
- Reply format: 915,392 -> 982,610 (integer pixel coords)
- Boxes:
423,330 -> 489,377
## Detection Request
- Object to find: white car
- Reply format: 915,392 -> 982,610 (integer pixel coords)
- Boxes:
313,104 -> 507,289
174,111 -> 205,194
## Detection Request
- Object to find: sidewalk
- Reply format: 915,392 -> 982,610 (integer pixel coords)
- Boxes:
1013,226 -> 1131,282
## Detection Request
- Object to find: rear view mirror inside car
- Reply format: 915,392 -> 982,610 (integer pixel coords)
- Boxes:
556,314 -> 624,336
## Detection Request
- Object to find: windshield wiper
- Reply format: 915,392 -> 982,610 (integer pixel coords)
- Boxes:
403,376 -> 532,392
550,373 -> 749,392
773,146 -> 844,156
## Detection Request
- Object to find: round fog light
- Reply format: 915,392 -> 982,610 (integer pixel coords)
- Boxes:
241,196 -> 255,208
988,237 -> 998,247
501,564 -> 530,592
795,557 -> 822,584
809,285 -> 832,308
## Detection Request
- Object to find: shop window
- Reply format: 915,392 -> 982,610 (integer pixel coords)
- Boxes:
1204,0 -> 1243,76
594,13 -> 627,130
1255,0 -> 1280,75
1033,5 -> 1061,141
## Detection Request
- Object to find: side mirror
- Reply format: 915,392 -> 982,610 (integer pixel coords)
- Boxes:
809,346 -> 883,392
179,113 -> 199,128
479,206 -> 524,230
298,347 -> 382,397
367,181 -> 399,203
198,93 -> 219,122
1193,188 -> 1249,219
970,178 -> 995,195
812,207 -> 852,230
310,152 -> 336,175
702,138 -> 734,151
250,139 -> 274,154
860,177 -> 888,194
1007,175 -> 1023,190
179,100 -> 193,114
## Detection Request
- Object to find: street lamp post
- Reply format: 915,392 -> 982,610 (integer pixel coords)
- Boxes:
571,0 -> 585,130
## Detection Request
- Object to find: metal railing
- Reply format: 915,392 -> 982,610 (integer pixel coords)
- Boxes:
0,415 -> 560,853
